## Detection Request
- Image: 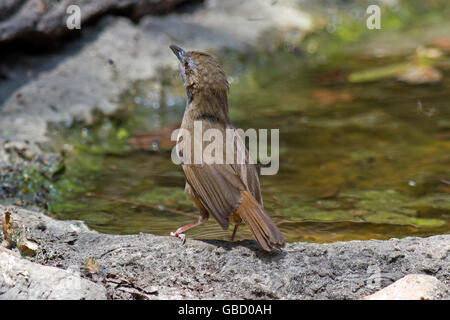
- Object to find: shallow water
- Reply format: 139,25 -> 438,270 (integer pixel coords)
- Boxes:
49,22 -> 450,243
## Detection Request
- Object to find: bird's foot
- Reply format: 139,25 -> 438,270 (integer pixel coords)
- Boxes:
170,229 -> 186,245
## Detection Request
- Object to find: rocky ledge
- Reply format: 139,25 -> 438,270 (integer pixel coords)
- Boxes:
1,206 -> 449,300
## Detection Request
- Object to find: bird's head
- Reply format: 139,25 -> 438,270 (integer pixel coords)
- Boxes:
170,45 -> 229,98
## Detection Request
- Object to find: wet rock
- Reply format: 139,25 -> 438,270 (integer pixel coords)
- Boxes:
0,248 -> 107,300
363,274 -> 448,300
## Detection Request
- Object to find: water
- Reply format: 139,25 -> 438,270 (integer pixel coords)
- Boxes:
49,24 -> 450,243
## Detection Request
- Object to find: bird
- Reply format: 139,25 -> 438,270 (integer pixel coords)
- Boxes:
168,44 -> 285,252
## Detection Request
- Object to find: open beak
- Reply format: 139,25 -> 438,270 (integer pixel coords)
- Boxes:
169,44 -> 185,61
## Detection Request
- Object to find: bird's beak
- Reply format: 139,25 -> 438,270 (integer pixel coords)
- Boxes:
169,44 -> 185,61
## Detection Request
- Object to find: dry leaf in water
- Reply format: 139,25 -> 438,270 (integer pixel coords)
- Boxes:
431,38 -> 450,52
129,123 -> 180,150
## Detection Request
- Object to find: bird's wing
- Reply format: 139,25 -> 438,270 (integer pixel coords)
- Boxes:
183,163 -> 244,229
243,162 -> 263,207
181,126 -> 262,229
229,129 -> 263,207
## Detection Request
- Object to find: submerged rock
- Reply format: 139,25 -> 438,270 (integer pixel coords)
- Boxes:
397,65 -> 443,84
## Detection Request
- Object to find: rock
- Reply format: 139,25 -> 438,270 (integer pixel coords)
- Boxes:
0,248 -> 107,299
363,274 -> 448,300
3,205 -> 449,300
0,0 -> 312,144
0,0 -> 191,45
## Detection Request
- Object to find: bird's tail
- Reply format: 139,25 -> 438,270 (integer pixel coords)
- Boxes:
235,191 -> 285,252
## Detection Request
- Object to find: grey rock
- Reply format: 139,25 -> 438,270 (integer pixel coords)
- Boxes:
0,0 -> 311,145
0,0 -> 190,44
3,205 -> 449,300
0,248 -> 106,300
363,274 -> 448,300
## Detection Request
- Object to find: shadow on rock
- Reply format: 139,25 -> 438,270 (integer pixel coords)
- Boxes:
196,238 -> 288,260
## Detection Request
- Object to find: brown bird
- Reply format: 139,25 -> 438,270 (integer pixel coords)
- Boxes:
169,44 -> 285,252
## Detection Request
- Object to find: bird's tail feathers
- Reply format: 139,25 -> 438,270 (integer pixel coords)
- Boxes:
236,191 -> 285,252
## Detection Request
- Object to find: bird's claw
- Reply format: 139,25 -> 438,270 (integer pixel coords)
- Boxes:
179,233 -> 186,245
170,231 -> 186,245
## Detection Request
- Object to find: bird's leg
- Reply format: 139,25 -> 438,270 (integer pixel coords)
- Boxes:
229,211 -> 242,242
231,223 -> 240,242
170,212 -> 208,244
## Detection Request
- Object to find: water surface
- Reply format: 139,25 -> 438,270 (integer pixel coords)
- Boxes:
49,22 -> 450,243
